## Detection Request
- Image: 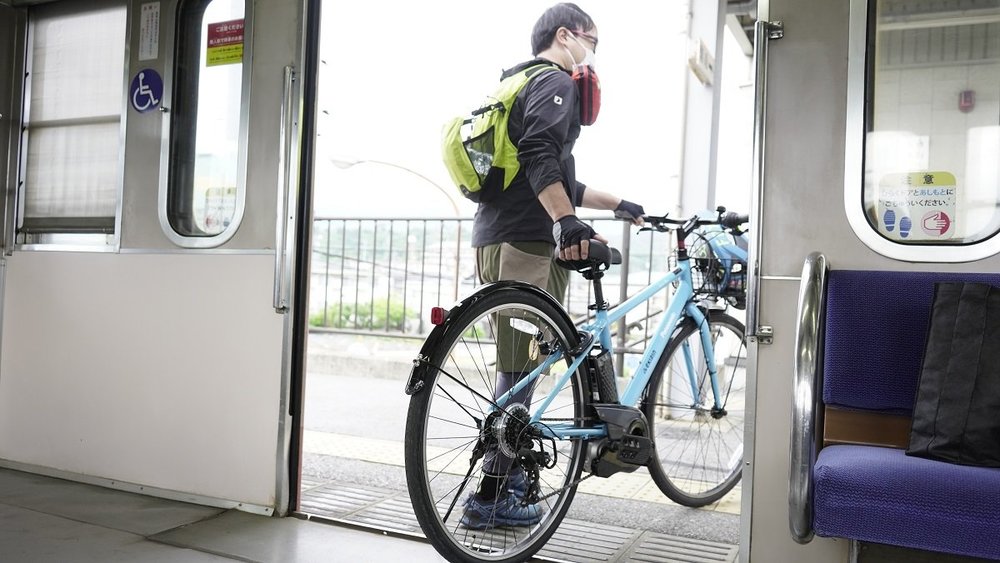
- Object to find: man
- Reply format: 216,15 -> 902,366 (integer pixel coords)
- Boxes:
462,3 -> 644,529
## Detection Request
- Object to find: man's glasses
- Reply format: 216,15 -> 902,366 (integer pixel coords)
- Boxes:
572,30 -> 598,52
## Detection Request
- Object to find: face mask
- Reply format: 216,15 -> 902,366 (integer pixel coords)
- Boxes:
565,34 -> 601,126
571,34 -> 597,70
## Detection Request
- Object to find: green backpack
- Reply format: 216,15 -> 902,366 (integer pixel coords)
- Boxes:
441,63 -> 559,202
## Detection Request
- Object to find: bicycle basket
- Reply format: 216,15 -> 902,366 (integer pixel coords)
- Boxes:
681,229 -> 748,309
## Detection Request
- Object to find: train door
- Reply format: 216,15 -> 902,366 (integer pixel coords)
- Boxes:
747,0 -> 1000,561
0,0 -> 314,515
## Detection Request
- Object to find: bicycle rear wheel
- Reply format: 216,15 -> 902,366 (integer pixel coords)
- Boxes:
642,312 -> 747,507
404,288 -> 588,563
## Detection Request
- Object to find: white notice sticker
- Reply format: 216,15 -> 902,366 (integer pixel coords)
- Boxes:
139,3 -> 160,61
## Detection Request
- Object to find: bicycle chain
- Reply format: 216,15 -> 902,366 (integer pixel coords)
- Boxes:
535,471 -> 595,503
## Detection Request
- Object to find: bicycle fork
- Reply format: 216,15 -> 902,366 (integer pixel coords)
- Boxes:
682,306 -> 725,413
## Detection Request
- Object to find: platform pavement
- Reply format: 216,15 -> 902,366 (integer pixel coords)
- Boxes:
306,330 -> 422,381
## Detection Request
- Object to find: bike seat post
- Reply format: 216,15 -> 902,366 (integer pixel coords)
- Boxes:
585,270 -> 608,311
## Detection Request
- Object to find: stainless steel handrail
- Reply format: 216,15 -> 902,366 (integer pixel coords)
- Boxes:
746,20 -> 783,339
274,66 -> 297,313
789,251 -> 827,544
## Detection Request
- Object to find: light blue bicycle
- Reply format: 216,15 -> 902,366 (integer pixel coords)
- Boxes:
404,208 -> 749,563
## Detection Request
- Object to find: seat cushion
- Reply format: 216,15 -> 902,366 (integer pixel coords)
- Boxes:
814,445 -> 1000,560
823,270 -> 1000,413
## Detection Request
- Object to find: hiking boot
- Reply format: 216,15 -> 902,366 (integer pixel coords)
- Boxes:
459,492 -> 543,530
505,469 -> 529,499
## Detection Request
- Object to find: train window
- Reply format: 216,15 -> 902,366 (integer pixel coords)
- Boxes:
164,0 -> 248,245
849,0 -> 1000,260
18,2 -> 127,245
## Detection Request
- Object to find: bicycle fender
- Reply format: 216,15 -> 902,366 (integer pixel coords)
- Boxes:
404,281 -> 576,395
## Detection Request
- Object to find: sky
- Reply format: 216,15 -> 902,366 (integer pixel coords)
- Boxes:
313,1 -> 753,219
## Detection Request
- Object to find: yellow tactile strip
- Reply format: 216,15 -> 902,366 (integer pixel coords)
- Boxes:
303,430 -> 740,515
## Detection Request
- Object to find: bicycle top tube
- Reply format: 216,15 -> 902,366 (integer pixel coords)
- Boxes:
583,261 -> 690,329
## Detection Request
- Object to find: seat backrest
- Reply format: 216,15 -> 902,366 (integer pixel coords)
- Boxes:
823,270 -> 1000,413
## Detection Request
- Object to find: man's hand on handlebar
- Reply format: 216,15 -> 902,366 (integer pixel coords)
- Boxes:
614,199 -> 645,226
553,215 -> 608,261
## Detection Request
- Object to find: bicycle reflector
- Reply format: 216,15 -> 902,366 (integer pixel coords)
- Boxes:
430,307 -> 448,325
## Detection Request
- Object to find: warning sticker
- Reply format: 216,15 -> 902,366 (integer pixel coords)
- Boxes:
876,172 -> 957,241
206,19 -> 244,67
202,186 -> 237,234
139,3 -> 160,61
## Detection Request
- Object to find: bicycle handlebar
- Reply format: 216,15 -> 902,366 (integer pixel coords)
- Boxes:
721,212 -> 749,229
637,206 -> 748,236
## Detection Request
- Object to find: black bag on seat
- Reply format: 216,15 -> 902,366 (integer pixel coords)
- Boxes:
907,282 -> 1000,467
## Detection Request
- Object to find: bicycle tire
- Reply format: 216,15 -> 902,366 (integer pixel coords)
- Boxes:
405,288 -> 588,563
642,312 -> 747,507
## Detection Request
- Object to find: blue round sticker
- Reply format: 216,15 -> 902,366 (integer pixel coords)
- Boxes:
130,69 -> 163,113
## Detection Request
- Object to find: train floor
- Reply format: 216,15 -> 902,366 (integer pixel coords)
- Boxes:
0,467 -> 445,563
1,465 -> 742,563
0,465 -> 740,563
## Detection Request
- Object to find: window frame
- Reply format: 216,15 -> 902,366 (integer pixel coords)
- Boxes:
157,0 -> 252,249
844,0 -> 1000,262
14,0 -> 129,252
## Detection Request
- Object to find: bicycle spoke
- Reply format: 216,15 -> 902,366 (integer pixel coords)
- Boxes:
425,437 -> 479,468
443,459 -> 481,524
461,331 -> 494,401
446,353 -> 492,416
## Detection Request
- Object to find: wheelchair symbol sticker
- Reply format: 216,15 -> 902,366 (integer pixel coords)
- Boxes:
130,69 -> 163,113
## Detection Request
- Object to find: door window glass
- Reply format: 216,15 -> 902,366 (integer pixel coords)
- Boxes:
865,0 -> 1000,245
166,0 -> 246,241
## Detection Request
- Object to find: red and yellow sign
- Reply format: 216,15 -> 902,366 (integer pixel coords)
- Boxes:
206,19 -> 244,67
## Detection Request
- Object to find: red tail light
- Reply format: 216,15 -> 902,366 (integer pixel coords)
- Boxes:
430,307 -> 448,325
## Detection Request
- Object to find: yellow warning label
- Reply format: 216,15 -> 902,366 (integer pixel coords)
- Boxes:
206,19 -> 244,67
876,171 -> 956,241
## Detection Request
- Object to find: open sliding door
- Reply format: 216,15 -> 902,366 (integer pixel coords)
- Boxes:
0,0 -> 313,515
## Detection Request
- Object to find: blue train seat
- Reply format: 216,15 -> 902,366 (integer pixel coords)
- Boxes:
791,263 -> 1000,560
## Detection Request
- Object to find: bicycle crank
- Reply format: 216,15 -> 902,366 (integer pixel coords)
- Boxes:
586,404 -> 653,478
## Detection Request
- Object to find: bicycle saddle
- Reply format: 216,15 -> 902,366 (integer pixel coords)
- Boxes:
555,240 -> 623,272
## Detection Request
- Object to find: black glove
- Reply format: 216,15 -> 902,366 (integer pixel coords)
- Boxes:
614,199 -> 645,222
552,215 -> 596,254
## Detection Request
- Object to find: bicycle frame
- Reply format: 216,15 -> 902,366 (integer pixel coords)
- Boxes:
495,253 -> 721,442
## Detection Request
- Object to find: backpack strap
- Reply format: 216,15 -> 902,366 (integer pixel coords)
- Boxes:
524,61 -> 560,78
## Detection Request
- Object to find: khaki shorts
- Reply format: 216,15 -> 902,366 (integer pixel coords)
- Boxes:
476,242 -> 568,373
475,241 -> 568,302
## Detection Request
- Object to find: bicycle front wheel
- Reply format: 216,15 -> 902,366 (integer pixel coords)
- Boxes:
642,312 -> 747,507
404,288 -> 588,563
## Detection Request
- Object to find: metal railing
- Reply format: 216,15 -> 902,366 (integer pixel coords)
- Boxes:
308,216 -> 676,372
